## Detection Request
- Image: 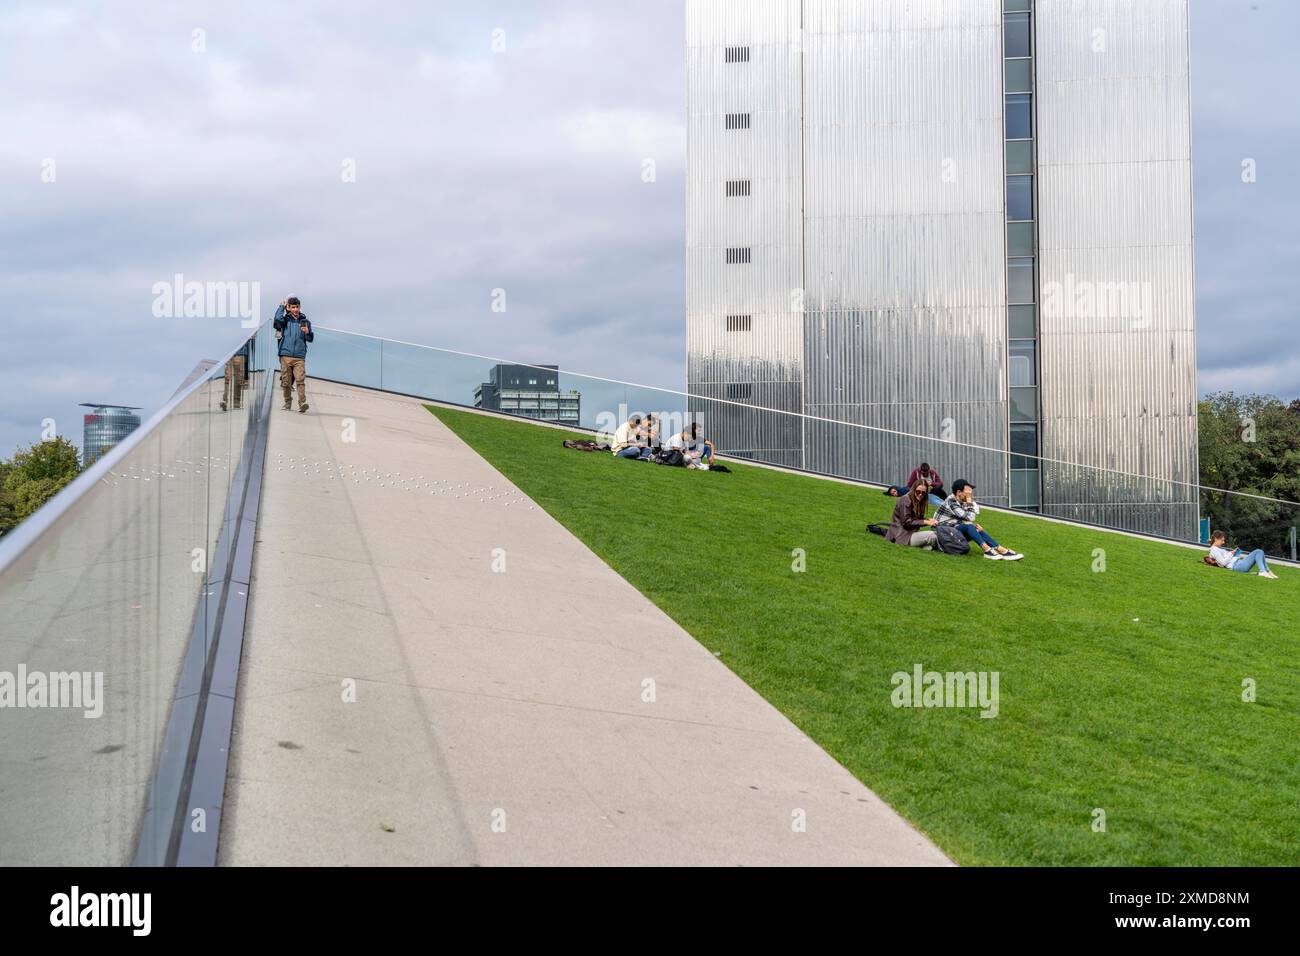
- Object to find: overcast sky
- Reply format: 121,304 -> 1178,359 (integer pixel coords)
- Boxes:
0,0 -> 1295,458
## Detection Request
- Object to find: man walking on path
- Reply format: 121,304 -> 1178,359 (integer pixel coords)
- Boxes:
274,297 -> 315,413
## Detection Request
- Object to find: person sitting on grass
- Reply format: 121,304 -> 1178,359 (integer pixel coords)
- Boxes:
884,481 -> 938,551
1208,530 -> 1278,578
686,422 -> 714,469
907,462 -> 947,502
611,415 -> 652,460
640,414 -> 660,454
657,427 -> 695,469
934,479 -> 1023,561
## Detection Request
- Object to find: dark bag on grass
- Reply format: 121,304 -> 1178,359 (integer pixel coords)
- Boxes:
934,525 -> 971,555
866,523 -> 889,537
655,449 -> 686,467
706,463 -> 730,473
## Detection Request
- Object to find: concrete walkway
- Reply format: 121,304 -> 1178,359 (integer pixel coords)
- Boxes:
219,381 -> 950,866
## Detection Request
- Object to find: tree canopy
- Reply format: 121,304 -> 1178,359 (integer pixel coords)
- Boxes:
0,437 -> 84,537
1198,392 -> 1300,555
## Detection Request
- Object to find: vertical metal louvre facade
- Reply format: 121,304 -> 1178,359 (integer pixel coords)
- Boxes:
687,0 -> 1197,530
1035,0 -> 1198,538
687,0 -> 806,467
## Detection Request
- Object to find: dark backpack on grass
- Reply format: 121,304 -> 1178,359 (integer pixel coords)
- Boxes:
866,523 -> 888,537
655,448 -> 686,467
934,525 -> 971,555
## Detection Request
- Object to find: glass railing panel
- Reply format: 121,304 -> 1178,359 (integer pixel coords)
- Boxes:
307,327 -> 382,390
307,328 -> 1300,561
0,321 -> 271,865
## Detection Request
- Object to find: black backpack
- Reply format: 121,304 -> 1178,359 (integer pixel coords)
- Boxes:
934,525 -> 971,555
655,448 -> 686,467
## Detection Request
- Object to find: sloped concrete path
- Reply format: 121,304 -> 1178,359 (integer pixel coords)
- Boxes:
219,382 -> 950,866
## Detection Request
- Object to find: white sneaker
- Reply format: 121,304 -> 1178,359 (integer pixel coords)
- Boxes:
999,550 -> 1024,561
983,550 -> 1002,560
698,464 -> 709,471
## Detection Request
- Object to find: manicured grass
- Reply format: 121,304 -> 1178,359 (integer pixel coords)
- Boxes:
429,405 -> 1300,866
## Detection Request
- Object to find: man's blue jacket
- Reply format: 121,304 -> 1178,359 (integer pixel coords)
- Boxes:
273,304 -> 315,359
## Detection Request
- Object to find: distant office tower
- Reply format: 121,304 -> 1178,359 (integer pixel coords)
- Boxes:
474,365 -> 580,425
686,0 -> 1198,538
81,404 -> 142,465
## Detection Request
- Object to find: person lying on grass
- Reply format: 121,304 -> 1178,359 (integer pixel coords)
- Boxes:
933,479 -> 1023,561
885,481 -> 938,550
1208,530 -> 1278,578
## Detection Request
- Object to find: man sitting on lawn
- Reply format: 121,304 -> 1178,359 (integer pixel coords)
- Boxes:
611,415 -> 652,460
933,480 -> 1023,561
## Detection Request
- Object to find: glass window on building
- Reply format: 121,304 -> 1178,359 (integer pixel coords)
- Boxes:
1006,140 -> 1033,175
1005,93 -> 1032,139
1008,258 -> 1035,304
1008,305 -> 1036,338
1011,468 -> 1042,508
1004,58 -> 1032,94
1007,221 -> 1035,257
1009,339 -> 1037,387
1007,176 -> 1033,221
1010,423 -> 1038,469
1010,385 -> 1038,422
1004,12 -> 1031,58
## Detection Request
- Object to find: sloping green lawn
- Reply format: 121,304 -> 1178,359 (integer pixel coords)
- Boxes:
429,405 -> 1300,866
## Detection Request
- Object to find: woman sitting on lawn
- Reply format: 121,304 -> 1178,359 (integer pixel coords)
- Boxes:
885,481 -> 938,550
1208,530 -> 1278,578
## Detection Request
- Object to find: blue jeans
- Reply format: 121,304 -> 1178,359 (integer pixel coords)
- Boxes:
616,446 -> 650,460
1231,549 -> 1269,573
959,524 -> 999,549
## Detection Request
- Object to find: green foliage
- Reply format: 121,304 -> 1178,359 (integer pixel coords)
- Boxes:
430,405 -> 1299,866
0,460 -> 12,535
0,436 -> 83,535
1199,392 -> 1300,554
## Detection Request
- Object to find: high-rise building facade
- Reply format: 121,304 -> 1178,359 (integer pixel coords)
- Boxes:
686,0 -> 1198,538
474,364 -> 581,426
81,404 -> 142,466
